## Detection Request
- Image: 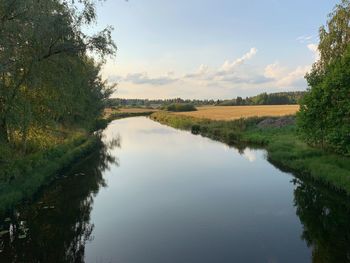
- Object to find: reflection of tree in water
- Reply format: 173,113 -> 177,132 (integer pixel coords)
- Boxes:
293,179 -> 350,263
0,134 -> 121,263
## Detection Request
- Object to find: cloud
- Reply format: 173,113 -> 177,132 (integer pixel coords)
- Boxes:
221,48 -> 258,72
264,62 -> 310,87
296,35 -> 314,43
106,45 -> 316,99
264,62 -> 287,79
213,68 -> 272,85
307,43 -> 320,61
184,48 -> 264,84
184,64 -> 211,79
120,72 -> 179,86
277,65 -> 311,87
243,148 -> 257,162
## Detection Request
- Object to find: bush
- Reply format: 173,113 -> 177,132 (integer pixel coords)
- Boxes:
164,103 -> 197,112
191,125 -> 201,134
91,119 -> 109,132
297,47 -> 350,155
227,132 -> 241,144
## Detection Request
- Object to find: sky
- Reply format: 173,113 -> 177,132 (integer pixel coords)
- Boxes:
90,0 -> 339,99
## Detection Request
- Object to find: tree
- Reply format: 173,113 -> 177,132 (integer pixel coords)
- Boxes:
297,0 -> 350,155
0,0 -> 116,150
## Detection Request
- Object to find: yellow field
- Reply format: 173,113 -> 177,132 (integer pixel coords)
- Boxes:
174,105 -> 300,121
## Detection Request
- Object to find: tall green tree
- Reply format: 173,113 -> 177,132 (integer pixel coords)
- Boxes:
297,0 -> 350,155
0,0 -> 116,150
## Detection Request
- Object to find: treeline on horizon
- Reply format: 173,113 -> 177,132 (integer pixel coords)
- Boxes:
107,91 -> 306,108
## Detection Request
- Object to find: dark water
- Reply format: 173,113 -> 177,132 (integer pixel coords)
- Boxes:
1,117 -> 350,263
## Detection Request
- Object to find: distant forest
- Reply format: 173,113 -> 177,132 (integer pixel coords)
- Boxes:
107,91 -> 306,108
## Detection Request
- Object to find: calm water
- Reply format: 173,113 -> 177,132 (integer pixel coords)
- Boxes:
1,117 -> 350,263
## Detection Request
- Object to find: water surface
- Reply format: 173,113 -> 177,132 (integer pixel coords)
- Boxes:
1,117 -> 350,263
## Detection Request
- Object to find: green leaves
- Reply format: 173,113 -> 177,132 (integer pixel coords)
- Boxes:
298,46 -> 350,155
0,0 -> 116,152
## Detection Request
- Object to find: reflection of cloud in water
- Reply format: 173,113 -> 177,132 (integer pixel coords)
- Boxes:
243,148 -> 257,162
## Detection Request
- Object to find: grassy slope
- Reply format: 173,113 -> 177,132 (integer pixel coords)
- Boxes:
0,133 -> 99,213
151,111 -> 350,194
107,111 -> 155,120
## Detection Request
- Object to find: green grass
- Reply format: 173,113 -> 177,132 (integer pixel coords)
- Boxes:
0,135 -> 99,214
0,112 -> 155,214
151,111 -> 350,194
108,111 -> 155,121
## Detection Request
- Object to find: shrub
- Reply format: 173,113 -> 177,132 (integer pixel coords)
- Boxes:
191,125 -> 201,134
164,103 -> 197,112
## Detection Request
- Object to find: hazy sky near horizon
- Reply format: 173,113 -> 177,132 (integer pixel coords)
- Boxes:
92,0 -> 338,99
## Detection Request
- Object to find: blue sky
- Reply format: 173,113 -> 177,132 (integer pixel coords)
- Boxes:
93,0 -> 338,99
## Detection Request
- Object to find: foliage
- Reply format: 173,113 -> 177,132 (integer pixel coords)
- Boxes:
0,0 -> 116,152
108,111 -> 155,121
107,91 -> 305,109
298,0 -> 350,155
163,103 -> 197,112
293,179 -> 350,263
106,98 -> 217,108
0,134 -> 99,213
218,92 -> 305,106
0,0 -> 116,210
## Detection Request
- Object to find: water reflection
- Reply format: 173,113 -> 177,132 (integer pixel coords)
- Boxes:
242,148 -> 257,162
1,117 -> 350,263
293,179 -> 350,263
0,134 -> 120,263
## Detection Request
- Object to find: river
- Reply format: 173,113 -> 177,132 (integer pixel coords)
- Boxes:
1,117 -> 350,263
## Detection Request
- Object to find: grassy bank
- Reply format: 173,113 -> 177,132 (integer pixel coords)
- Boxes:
107,111 -> 155,120
0,133 -> 100,214
151,111 -> 350,194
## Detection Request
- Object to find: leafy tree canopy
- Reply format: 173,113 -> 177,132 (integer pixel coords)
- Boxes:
298,0 -> 350,155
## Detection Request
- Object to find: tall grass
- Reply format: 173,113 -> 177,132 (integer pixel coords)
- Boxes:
0,134 -> 99,214
108,111 -> 155,121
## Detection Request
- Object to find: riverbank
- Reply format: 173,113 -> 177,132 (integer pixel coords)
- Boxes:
107,111 -> 155,120
0,112 -> 150,214
151,111 -> 350,194
0,134 -> 100,213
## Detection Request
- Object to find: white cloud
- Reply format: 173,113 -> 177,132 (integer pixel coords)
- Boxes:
307,43 -> 320,61
106,46 -> 316,99
276,65 -> 311,87
184,48 -> 265,84
296,35 -> 314,43
221,48 -> 258,72
243,148 -> 257,162
264,62 -> 310,88
123,72 -> 179,85
264,62 -> 287,79
184,64 -> 211,79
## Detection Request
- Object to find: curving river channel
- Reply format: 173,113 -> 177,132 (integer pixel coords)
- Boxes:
1,117 -> 350,263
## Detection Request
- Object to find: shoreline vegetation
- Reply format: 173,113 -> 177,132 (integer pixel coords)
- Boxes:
0,110 -> 154,214
0,133 -> 99,214
0,0 -> 117,214
150,111 -> 350,195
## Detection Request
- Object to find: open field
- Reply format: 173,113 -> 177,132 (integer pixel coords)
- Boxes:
175,105 -> 300,120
